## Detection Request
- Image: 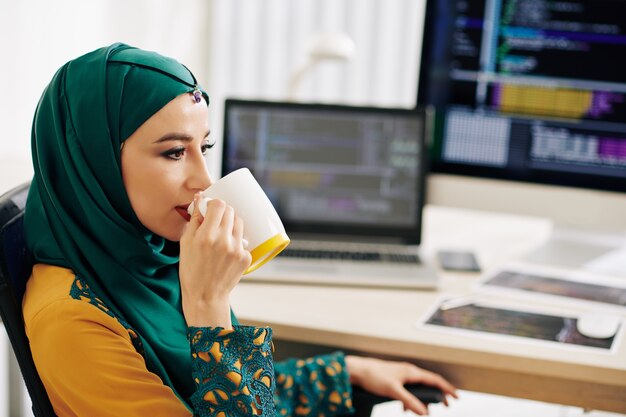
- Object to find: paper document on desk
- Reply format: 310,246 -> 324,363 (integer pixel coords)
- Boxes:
476,264 -> 626,313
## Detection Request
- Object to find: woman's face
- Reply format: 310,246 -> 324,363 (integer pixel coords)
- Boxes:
121,93 -> 213,241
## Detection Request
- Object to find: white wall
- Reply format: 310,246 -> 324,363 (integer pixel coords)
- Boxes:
0,0 -> 212,194
0,336 -> 7,417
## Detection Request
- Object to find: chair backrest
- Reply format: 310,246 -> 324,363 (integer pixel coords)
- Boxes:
0,182 -> 57,417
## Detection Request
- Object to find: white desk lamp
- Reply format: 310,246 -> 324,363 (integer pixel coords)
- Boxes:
287,32 -> 356,100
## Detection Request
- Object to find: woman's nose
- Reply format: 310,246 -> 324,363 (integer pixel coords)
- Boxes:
188,154 -> 213,192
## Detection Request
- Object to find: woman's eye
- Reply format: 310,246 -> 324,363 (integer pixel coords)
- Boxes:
163,147 -> 185,160
201,140 -> 216,155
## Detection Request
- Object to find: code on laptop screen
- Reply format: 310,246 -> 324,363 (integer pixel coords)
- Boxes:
223,103 -> 425,229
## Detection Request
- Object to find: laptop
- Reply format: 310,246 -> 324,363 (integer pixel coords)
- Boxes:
222,99 -> 438,289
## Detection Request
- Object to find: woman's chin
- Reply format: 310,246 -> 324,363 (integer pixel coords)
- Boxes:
167,228 -> 184,242
152,221 -> 185,243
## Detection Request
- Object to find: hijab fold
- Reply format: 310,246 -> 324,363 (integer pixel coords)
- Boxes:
25,43 -> 214,405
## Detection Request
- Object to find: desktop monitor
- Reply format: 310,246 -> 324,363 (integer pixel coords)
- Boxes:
416,0 -> 626,271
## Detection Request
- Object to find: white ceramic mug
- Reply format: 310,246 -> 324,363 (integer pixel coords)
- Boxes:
188,168 -> 290,274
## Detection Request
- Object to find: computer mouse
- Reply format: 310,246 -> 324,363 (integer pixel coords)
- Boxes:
576,313 -> 621,339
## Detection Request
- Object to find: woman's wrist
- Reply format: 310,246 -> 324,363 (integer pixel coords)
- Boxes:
183,298 -> 232,328
345,355 -> 365,386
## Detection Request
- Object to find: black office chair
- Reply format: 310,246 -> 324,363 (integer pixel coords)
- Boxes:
0,182 -> 56,417
0,182 -> 442,417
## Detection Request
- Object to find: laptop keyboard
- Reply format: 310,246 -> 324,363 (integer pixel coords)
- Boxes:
279,248 -> 420,264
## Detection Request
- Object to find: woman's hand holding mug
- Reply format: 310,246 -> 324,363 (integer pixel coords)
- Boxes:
179,194 -> 251,328
178,168 -> 289,328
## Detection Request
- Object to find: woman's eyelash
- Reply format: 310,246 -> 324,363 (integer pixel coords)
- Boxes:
162,142 -> 214,160
162,146 -> 186,160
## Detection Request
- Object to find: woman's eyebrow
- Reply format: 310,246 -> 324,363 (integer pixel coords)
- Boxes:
153,130 -> 211,144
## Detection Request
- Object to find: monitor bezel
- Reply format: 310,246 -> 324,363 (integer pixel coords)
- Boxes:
222,99 -> 429,245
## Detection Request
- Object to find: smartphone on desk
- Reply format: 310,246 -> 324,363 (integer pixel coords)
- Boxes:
437,250 -> 481,272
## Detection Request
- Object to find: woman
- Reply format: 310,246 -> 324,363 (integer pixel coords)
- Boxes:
22,43 -> 456,416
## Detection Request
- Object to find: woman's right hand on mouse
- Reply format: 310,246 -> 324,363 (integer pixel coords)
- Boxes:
179,193 -> 252,328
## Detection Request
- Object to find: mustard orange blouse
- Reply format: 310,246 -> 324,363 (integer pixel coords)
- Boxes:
22,264 -> 353,417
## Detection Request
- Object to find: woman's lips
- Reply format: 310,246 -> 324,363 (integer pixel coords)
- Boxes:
175,205 -> 191,221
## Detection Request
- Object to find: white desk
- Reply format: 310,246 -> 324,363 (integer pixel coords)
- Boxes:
231,206 -> 626,413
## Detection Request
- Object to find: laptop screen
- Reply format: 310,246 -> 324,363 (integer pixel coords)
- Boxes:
222,100 -> 428,244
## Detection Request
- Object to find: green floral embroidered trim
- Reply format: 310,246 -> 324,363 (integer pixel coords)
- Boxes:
69,277 -> 145,357
68,276 -> 350,417
274,351 -> 353,417
188,326 -> 276,416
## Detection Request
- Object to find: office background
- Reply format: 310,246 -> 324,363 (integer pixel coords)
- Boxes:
0,0 -> 423,189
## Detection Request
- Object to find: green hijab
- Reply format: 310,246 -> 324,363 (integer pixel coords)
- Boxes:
24,43 -> 219,406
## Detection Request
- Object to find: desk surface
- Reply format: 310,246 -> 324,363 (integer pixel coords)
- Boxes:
231,206 -> 626,413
